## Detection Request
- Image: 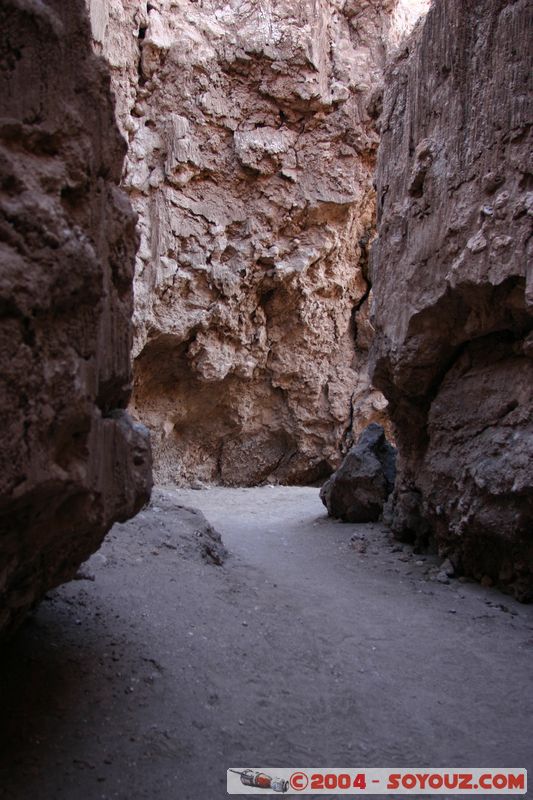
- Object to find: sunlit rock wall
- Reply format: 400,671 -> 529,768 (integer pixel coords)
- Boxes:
88,0 -> 427,485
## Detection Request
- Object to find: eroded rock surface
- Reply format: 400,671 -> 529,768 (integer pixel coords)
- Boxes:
320,423 -> 396,522
88,0 -> 428,485
133,488 -> 227,566
370,0 -> 533,599
0,0 -> 152,637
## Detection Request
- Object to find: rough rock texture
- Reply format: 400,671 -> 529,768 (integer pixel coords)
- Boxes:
88,0 -> 428,486
0,0 -> 152,637
320,422 -> 396,521
141,488 -> 227,566
370,0 -> 533,599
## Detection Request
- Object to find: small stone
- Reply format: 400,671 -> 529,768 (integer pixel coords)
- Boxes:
350,532 -> 368,554
436,571 -> 450,584
440,558 -> 455,578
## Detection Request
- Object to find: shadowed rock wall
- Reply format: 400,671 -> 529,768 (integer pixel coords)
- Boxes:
370,0 -> 532,598
88,0 -> 429,486
0,0 -> 152,637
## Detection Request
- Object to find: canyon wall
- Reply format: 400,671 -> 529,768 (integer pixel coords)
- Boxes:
89,0 -> 428,486
0,0 -> 152,637
370,0 -> 532,599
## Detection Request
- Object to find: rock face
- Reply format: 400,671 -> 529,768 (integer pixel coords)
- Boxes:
370,0 -> 533,598
88,0 -> 428,486
0,0 -> 152,637
320,423 -> 396,522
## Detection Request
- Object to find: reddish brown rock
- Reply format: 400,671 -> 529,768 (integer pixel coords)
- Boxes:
370,0 -> 533,599
0,0 -> 152,637
87,0 -> 429,486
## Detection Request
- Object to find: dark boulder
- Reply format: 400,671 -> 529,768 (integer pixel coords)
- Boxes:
320,424 -> 396,523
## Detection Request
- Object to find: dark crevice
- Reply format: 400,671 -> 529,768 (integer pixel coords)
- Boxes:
340,390 -> 356,454
350,231 -> 373,349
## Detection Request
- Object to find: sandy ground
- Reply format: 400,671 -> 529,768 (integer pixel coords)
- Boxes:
1,486 -> 532,800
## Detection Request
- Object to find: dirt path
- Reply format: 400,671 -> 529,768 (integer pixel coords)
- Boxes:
1,486 -> 532,800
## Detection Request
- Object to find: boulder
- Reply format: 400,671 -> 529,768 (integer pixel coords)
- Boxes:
320,424 -> 396,522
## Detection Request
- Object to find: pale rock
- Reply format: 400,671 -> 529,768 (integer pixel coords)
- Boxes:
86,0 -> 425,485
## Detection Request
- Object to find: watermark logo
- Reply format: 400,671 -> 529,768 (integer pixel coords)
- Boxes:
228,770 -> 289,793
227,767 -> 527,794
